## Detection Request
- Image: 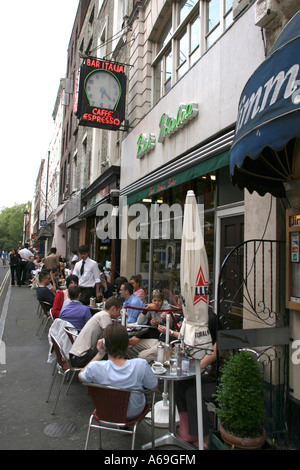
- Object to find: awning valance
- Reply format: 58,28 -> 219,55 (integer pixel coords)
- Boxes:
230,10 -> 300,198
78,196 -> 109,219
121,130 -> 234,205
125,150 -> 229,205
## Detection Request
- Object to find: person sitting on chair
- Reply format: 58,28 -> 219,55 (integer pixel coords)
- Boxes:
59,286 -> 92,330
36,269 -> 56,310
69,296 -> 123,368
52,275 -> 79,319
119,282 -> 144,323
174,311 -> 218,449
79,323 -> 158,419
126,289 -> 174,360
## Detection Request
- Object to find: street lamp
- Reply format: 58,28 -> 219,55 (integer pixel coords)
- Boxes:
23,206 -> 29,245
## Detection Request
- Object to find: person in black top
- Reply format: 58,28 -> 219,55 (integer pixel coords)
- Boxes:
174,311 -> 218,448
9,249 -> 22,286
99,272 -> 114,299
36,269 -> 56,310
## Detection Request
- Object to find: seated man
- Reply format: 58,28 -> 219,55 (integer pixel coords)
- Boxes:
69,296 -> 123,368
79,323 -> 158,420
59,286 -> 92,330
36,269 -> 56,310
126,289 -> 173,360
51,266 -> 60,289
119,282 -> 144,323
52,274 -> 79,319
99,273 -> 114,300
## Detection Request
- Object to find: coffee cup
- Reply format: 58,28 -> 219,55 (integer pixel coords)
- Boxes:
152,361 -> 164,373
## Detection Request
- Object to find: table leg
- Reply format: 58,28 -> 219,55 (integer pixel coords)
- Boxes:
142,381 -> 195,450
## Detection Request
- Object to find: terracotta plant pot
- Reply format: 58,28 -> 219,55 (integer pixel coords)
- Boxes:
220,424 -> 267,450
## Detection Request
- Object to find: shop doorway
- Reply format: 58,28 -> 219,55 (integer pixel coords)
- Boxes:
219,214 -> 244,328
220,214 -> 244,264
215,212 -> 244,328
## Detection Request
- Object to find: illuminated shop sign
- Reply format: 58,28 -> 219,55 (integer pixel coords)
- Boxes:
290,214 -> 300,226
74,58 -> 126,131
136,102 -> 198,158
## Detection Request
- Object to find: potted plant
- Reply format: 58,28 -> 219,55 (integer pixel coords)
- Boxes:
214,350 -> 266,450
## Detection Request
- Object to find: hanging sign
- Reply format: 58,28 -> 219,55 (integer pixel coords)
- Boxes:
75,57 -> 127,130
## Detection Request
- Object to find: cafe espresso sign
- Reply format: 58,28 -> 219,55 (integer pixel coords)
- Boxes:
136,102 -> 198,159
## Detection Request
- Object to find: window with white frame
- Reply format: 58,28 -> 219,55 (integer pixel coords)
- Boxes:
206,0 -> 233,49
152,0 -> 233,104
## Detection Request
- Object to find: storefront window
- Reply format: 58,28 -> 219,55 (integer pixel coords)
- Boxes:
136,172 -> 217,305
152,237 -> 181,305
196,173 -> 216,210
217,166 -> 243,206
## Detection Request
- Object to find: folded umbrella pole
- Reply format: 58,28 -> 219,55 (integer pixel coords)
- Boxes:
180,190 -> 214,450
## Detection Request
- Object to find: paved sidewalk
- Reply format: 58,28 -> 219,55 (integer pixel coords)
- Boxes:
0,278 -> 195,453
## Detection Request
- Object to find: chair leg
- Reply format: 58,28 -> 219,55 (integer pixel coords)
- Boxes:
38,316 -> 51,340
99,426 -> 102,450
51,372 -> 67,415
131,422 -> 138,450
46,367 -> 58,403
65,370 -> 77,395
37,304 -> 42,317
36,315 -> 46,336
84,415 -> 93,450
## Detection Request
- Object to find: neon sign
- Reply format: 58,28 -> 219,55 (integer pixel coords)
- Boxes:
75,57 -> 126,131
136,102 -> 198,158
158,103 -> 198,143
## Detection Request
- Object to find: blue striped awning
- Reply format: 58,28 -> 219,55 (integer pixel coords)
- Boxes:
230,10 -> 300,197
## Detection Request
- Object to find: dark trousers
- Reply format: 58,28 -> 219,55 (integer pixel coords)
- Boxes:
20,261 -> 28,284
79,286 -> 96,305
175,375 -> 216,437
69,348 -> 98,368
10,265 -> 22,286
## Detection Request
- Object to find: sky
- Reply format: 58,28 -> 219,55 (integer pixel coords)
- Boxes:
0,1 -> 80,211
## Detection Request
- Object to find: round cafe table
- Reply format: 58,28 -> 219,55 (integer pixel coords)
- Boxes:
142,364 -> 196,450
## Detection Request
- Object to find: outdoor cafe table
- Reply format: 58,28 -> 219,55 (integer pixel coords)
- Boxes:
142,363 -> 196,451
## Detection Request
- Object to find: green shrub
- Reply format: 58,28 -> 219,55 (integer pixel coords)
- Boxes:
214,350 -> 265,438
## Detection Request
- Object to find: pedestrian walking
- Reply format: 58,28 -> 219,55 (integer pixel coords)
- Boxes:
9,249 -> 22,286
2,250 -> 8,267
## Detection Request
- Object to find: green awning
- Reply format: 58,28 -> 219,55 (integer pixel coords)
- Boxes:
126,150 -> 229,205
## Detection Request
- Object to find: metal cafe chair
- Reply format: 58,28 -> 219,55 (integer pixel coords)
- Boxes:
36,302 -> 53,339
83,383 -> 156,450
46,334 -> 81,415
63,326 -> 81,344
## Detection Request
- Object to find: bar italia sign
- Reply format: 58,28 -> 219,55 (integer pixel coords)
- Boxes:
74,57 -> 126,130
136,102 -> 198,159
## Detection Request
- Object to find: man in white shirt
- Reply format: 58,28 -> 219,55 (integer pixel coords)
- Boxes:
18,243 -> 34,285
73,245 -> 101,305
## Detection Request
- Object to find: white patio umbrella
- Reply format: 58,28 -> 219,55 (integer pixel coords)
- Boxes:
180,190 -> 213,450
